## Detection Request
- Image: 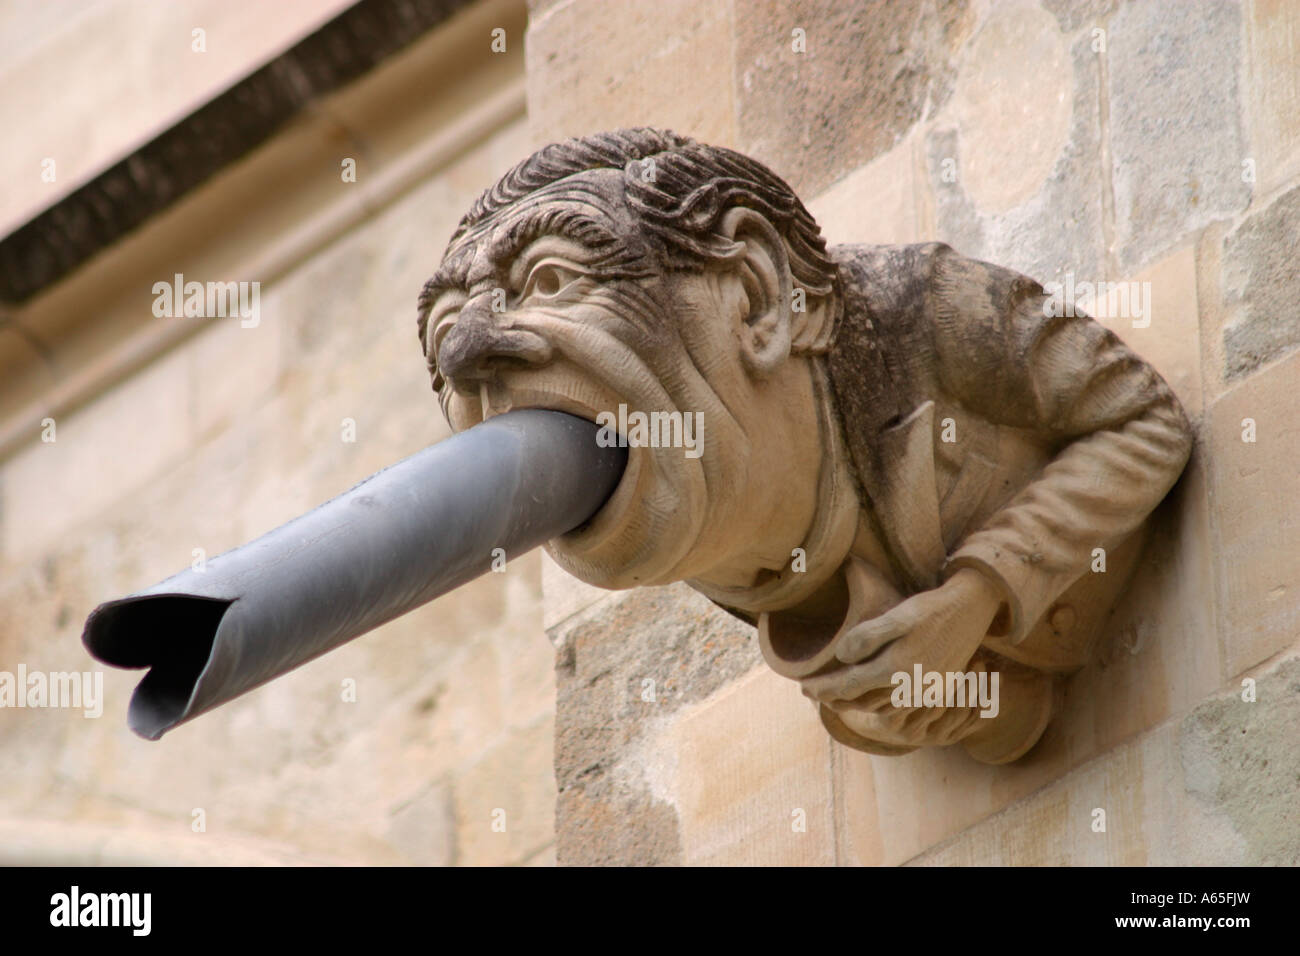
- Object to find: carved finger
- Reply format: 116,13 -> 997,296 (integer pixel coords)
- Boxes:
800,670 -> 851,702
828,685 -> 896,714
857,686 -> 897,713
834,608 -> 914,664
800,660 -> 895,702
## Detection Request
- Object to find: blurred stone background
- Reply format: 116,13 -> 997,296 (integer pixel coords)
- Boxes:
0,0 -> 552,866
0,0 -> 1296,865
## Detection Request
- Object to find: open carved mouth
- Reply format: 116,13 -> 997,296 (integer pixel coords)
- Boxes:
444,350 -> 713,589
469,372 -> 647,549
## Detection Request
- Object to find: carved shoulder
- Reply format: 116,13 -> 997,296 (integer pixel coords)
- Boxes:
831,241 -> 1191,445
827,242 -> 954,414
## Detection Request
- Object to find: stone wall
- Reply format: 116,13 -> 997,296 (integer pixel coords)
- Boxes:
531,0 -> 1300,865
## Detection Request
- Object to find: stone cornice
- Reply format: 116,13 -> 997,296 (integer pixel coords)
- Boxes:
0,0 -> 473,307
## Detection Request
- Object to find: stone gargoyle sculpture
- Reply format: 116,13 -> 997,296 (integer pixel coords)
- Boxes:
418,127 -> 1193,765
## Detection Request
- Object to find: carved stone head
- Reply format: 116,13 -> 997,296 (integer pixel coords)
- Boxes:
418,129 -> 844,593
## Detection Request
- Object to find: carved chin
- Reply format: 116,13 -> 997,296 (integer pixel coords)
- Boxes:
547,440 -> 709,589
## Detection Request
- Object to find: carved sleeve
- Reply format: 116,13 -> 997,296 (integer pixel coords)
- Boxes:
924,244 -> 1194,643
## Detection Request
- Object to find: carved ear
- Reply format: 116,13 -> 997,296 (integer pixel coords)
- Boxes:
717,207 -> 793,377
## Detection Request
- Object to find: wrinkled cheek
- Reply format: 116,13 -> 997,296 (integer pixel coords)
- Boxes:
539,313 -> 675,403
443,391 -> 483,432
589,285 -> 682,356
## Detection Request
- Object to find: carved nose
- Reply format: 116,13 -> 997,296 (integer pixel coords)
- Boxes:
437,310 -> 553,391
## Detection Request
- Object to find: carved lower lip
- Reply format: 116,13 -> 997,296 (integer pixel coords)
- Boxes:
482,396 -> 598,425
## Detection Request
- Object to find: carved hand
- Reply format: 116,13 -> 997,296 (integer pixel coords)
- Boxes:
800,568 -> 1004,703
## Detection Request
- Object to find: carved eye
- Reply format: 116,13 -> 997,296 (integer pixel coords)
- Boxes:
522,261 -> 582,301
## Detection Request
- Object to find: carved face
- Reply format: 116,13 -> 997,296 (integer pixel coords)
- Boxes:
422,168 -> 825,589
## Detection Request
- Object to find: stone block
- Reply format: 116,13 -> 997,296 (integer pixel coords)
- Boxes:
553,582 -> 759,864
1107,0 -> 1252,272
524,0 -> 737,148
1194,219 -> 1234,407
831,744 -> 883,866
907,725 -> 1168,865
0,817 -> 355,866
736,0 -> 972,198
1243,0 -> 1300,194
453,716 -> 557,866
522,842 -> 557,866
1179,653 -> 1300,865
1,342 -> 194,563
187,289 -> 286,441
557,779 -> 681,867
807,135 -> 926,246
370,637 -> 506,783
836,729 -> 1062,865
1042,0 -> 1117,34
925,12 -> 1105,285
1207,349 -> 1300,678
1220,183 -> 1300,383
655,665 -> 836,865
386,780 -> 457,866
912,653 -> 1300,865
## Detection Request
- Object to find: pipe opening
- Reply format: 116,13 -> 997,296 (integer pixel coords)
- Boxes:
84,596 -> 232,738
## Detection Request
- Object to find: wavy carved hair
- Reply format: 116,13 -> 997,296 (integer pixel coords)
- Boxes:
420,127 -> 840,358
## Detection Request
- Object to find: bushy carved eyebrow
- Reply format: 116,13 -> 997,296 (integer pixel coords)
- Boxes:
417,203 -> 658,346
489,207 -> 626,268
